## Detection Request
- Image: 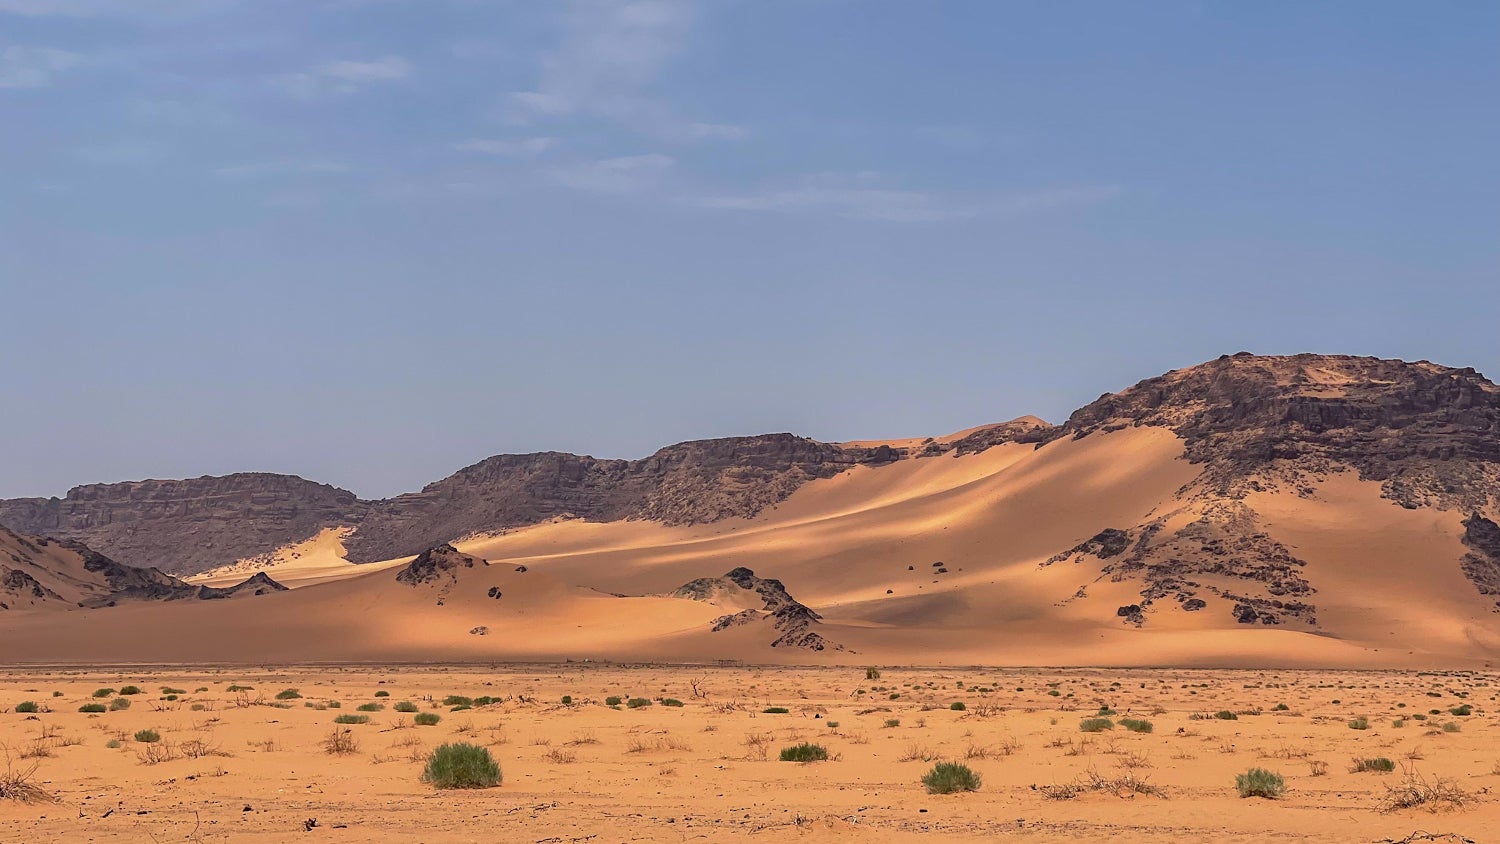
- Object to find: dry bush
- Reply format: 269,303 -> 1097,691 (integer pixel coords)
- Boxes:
323,728 -> 359,755
137,741 -> 179,765
0,748 -> 52,804
1082,766 -> 1166,798
845,730 -> 870,745
1309,760 -> 1329,776
898,744 -> 937,762
565,730 -> 600,746
19,739 -> 53,760
1379,768 -> 1470,813
542,747 -> 577,764
964,743 -> 996,760
743,732 -> 773,761
180,737 -> 230,759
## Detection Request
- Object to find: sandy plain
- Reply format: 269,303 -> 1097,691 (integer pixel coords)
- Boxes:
3,665 -> 1497,843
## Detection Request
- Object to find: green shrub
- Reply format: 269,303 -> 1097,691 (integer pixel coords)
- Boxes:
922,762 -> 981,794
163,695 -> 178,701
92,688 -> 115,698
441,695 -> 473,707
1236,768 -> 1285,798
626,698 -> 652,709
1348,717 -> 1370,730
661,698 -> 684,707
605,696 -> 623,707
1119,718 -> 1153,733
79,703 -> 107,713
160,687 -> 186,695
394,701 -> 419,713
1214,711 -> 1238,721
1272,703 -> 1290,711
1443,721 -> 1461,733
1047,689 -> 1061,697
356,703 -> 383,712
1450,704 -> 1472,716
14,701 -> 39,713
333,714 -> 370,725
226,684 -> 251,692
1097,706 -> 1116,716
133,729 -> 161,743
105,739 -> 121,749
827,721 -> 840,729
1353,757 -> 1395,773
422,743 -> 501,789
1079,717 -> 1114,732
119,686 -> 142,696
884,718 -> 900,728
866,667 -> 881,680
109,698 -> 131,711
763,707 -> 790,714
950,702 -> 966,711
328,700 -> 341,709
374,690 -> 390,697
275,689 -> 302,700
414,712 -> 441,726
779,742 -> 829,762
561,695 -> 573,705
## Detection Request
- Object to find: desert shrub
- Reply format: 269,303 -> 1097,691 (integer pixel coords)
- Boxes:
1442,721 -> 1461,733
119,686 -> 142,696
133,729 -> 161,743
866,667 -> 881,680
1214,711 -> 1238,721
442,695 -> 473,707
374,690 -> 390,698
14,702 -> 38,714
605,696 -> 623,707
328,700 -> 341,709
1079,717 -> 1114,733
422,743 -> 501,789
1235,768 -> 1285,799
884,718 -> 901,728
627,698 -> 652,709
1119,718 -> 1153,733
414,712 -> 441,726
0,754 -> 51,803
561,695 -> 573,705
1380,769 -> 1471,811
161,687 -> 185,695
662,698 -> 684,707
394,701 -> 419,713
1048,689 -> 1061,697
827,721 -> 840,729
78,703 -> 106,713
763,707 -> 790,714
1450,704 -> 1472,716
779,743 -> 829,762
1272,703 -> 1290,711
105,739 -> 121,749
92,689 -> 115,699
275,689 -> 301,700
922,762 -> 981,794
1097,706 -> 1116,716
356,703 -> 383,712
1352,757 -> 1396,773
163,695 -> 178,702
109,698 -> 130,711
1348,717 -> 1370,730
323,727 -> 359,755
226,684 -> 251,692
950,702 -> 966,711
334,714 -> 370,725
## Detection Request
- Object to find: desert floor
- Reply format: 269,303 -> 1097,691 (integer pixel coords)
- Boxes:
2,665 -> 1497,843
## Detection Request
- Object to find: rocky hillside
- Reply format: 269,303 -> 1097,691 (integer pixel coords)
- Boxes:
0,474 -> 364,576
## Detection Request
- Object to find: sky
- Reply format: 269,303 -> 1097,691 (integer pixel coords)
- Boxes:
2,0 -> 1497,500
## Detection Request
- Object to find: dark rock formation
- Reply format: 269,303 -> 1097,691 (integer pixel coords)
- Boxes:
196,572 -> 289,600
1460,514 -> 1500,609
0,474 -> 364,575
1055,353 -> 1500,510
1044,528 -> 1131,566
394,543 -> 487,586
673,566 -> 841,651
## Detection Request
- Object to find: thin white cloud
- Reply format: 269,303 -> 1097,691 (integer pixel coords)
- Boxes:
271,55 -> 411,100
696,175 -> 1120,223
549,153 -> 674,193
454,137 -> 558,156
0,45 -> 80,89
507,0 -> 742,142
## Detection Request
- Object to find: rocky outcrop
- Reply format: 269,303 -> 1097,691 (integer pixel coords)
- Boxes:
0,474 -> 365,575
196,572 -> 288,600
674,566 -> 842,651
1461,514 -> 1500,609
394,543 -> 488,586
345,434 -> 902,563
1055,353 -> 1500,511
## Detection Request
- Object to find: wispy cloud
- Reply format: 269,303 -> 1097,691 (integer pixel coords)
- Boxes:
507,0 -> 742,142
549,153 -> 674,193
272,55 -> 411,100
695,174 -> 1120,223
0,45 -> 80,89
454,137 -> 558,156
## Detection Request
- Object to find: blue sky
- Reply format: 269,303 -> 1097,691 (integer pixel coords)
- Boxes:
2,0 -> 1497,499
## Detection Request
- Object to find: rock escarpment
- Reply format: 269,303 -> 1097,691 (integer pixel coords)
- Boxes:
673,566 -> 841,651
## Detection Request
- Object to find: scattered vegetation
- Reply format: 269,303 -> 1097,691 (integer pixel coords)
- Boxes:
1235,768 -> 1286,799
1079,717 -> 1114,733
922,762 -> 981,794
1119,718 -> 1153,733
779,743 -> 829,762
422,743 -> 502,789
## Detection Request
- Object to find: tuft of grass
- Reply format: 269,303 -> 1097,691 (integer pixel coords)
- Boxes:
356,703 -> 383,712
374,690 -> 390,697
1352,757 -> 1396,773
779,743 -> 829,762
105,739 -> 121,749
1079,717 -> 1114,733
118,686 -> 142,696
1348,717 -> 1370,730
949,702 -> 966,711
91,689 -> 115,699
323,727 -> 359,755
442,695 -> 473,707
1119,718 -> 1153,733
422,743 -> 502,789
1235,768 -> 1285,799
1442,721 -> 1461,733
661,698 -> 684,707
922,762 -> 981,794
883,718 -> 901,728
14,702 -> 39,714
763,707 -> 790,714
78,703 -> 107,714
333,714 -> 370,725
394,701 -> 419,713
605,696 -> 623,707
626,698 -> 653,709
865,667 -> 881,680
133,729 -> 161,743
1214,711 -> 1238,721
109,698 -> 130,711
414,712 -> 441,727
275,689 -> 301,700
